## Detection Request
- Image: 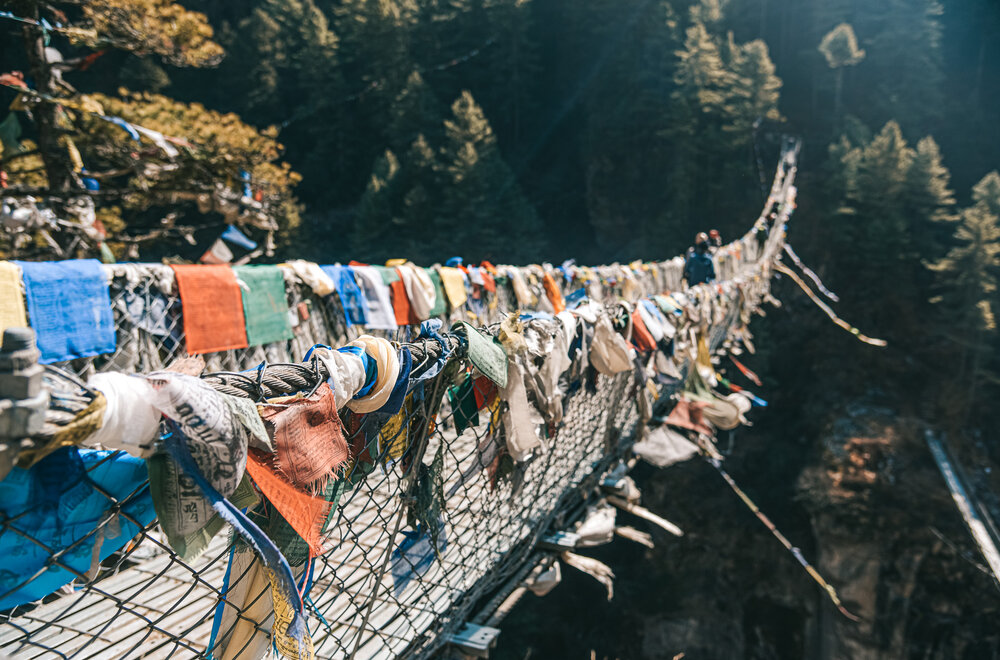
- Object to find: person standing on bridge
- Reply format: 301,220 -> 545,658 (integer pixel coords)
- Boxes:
683,232 -> 716,287
708,229 -> 722,253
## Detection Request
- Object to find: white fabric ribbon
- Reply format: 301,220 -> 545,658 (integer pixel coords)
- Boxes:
281,260 -> 335,297
85,372 -> 161,458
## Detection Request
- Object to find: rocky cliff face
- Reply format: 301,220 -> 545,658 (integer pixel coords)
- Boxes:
495,404 -> 1000,659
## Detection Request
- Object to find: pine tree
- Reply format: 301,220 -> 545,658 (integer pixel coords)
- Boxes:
822,119 -> 959,364
813,0 -> 945,132
352,135 -> 442,263
905,136 -> 957,268
334,0 -> 416,127
818,23 -> 865,120
354,149 -> 402,257
662,5 -> 781,252
928,172 -> 1000,419
214,0 -> 349,207
387,72 -> 445,153
438,90 -> 542,262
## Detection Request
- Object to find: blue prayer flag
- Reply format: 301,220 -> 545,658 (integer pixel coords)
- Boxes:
321,265 -> 369,326
221,224 -> 257,250
15,259 -> 116,363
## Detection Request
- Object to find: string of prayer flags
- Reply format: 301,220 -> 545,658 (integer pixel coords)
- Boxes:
775,262 -> 887,347
234,265 -> 294,346
707,456 -> 861,621
783,244 -> 838,302
172,264 -> 248,354
15,259 -> 116,363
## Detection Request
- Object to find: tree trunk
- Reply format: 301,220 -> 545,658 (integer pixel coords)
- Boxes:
833,67 -> 843,128
20,7 -> 73,192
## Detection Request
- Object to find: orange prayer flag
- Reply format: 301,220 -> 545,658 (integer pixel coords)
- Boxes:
246,453 -> 332,556
390,269 -> 421,325
542,272 -> 565,313
630,311 -> 657,353
171,264 -> 248,355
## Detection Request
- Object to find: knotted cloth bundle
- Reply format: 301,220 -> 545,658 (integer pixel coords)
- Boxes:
346,335 -> 400,413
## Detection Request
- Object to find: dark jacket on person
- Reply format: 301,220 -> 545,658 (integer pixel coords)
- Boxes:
683,248 -> 716,286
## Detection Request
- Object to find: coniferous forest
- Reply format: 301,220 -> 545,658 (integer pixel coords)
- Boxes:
3,0 -> 1000,657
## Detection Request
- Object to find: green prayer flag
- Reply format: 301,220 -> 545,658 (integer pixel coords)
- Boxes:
0,114 -> 23,158
373,265 -> 400,286
452,321 -> 508,387
234,265 -> 294,346
447,373 -> 479,435
426,268 -> 447,317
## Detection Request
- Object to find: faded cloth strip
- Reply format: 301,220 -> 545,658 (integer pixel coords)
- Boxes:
0,262 -> 26,335
16,392 -> 106,468
161,423 -> 312,656
350,266 -> 397,330
146,372 -> 248,559
171,264 -> 248,354
15,259 -> 116,363
438,266 -> 468,309
775,262 -> 886,347
246,453 -> 332,556
783,244 -> 839,302
234,265 -> 293,346
730,355 -> 762,387
542,271 -> 565,313
269,567 -> 316,660
346,336 -> 399,413
560,551 -> 614,601
390,278 -> 418,326
664,399 -> 714,436
259,383 -> 348,487
281,260 -> 334,296
426,268 -> 447,317
396,263 -> 436,320
223,394 -> 272,452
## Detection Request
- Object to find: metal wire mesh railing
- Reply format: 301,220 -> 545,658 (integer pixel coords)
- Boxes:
0,142 -> 799,660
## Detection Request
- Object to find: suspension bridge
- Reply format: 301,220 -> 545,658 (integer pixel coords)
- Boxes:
0,141 -> 809,660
